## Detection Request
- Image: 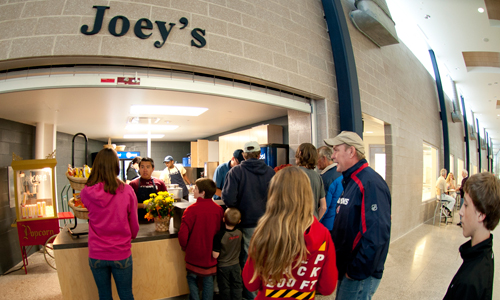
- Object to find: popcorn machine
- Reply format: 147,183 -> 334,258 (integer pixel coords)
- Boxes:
12,157 -> 59,273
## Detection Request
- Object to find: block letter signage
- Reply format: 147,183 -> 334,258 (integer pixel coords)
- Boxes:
80,6 -> 207,49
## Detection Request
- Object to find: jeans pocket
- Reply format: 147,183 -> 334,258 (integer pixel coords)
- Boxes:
114,256 -> 133,269
89,258 -> 101,269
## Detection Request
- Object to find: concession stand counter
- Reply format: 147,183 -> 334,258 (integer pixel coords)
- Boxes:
53,200 -> 225,299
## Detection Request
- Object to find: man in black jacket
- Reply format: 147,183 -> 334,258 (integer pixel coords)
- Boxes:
444,172 -> 500,300
222,141 -> 275,300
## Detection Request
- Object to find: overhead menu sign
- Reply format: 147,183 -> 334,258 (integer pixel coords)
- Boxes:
117,151 -> 140,159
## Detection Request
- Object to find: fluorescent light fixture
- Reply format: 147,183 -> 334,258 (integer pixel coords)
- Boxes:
130,105 -> 208,116
123,134 -> 165,139
478,7 -> 485,13
365,131 -> 374,134
125,124 -> 179,131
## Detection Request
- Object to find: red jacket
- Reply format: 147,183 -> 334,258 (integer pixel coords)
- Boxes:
243,218 -> 338,299
178,197 -> 224,268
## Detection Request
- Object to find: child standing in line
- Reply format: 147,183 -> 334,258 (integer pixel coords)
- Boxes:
212,208 -> 243,300
444,172 -> 500,300
242,166 -> 338,299
178,178 -> 224,300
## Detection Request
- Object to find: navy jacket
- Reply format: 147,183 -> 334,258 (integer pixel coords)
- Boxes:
443,235 -> 494,300
331,159 -> 391,281
221,158 -> 275,228
321,164 -> 342,195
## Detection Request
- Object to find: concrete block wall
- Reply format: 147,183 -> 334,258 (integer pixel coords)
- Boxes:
340,0 -> 466,240
0,119 -> 35,274
0,0 -> 337,99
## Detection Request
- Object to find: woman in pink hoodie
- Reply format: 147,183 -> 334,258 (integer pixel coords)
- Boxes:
81,148 -> 140,300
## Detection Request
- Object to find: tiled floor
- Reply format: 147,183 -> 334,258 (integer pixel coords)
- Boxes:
1,212 -> 499,300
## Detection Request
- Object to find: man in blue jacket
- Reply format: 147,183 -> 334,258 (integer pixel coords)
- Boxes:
325,131 -> 391,300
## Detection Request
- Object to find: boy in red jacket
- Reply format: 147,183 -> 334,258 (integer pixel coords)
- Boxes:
178,178 -> 224,300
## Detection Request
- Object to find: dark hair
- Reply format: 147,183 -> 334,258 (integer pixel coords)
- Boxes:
195,178 -> 216,199
295,143 -> 317,169
243,151 -> 260,160
464,172 -> 500,231
139,157 -> 154,168
126,156 -> 142,172
224,208 -> 241,226
86,148 -> 123,194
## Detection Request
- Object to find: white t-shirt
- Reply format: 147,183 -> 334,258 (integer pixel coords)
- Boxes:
160,164 -> 187,184
436,176 -> 447,194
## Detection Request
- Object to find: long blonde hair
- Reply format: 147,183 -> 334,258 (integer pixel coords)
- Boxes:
446,172 -> 455,188
248,166 -> 315,285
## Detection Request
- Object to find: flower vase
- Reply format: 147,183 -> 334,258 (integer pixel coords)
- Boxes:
154,216 -> 170,232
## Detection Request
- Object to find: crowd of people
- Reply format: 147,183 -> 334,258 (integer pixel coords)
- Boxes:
78,130 -> 500,300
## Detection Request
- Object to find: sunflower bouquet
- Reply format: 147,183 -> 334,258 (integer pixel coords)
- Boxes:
143,191 -> 175,221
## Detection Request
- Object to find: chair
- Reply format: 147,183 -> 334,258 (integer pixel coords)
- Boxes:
433,187 -> 452,225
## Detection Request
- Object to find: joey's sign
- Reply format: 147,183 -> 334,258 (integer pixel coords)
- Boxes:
81,6 -> 206,48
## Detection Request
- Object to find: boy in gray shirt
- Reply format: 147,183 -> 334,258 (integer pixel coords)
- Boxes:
212,208 -> 243,300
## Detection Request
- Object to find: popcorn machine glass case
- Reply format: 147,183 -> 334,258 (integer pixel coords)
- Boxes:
12,159 -> 57,221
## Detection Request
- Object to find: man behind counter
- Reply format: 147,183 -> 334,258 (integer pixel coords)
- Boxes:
129,157 -> 167,223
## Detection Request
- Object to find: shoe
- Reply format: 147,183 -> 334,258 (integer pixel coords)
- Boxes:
457,222 -> 462,227
442,207 -> 451,217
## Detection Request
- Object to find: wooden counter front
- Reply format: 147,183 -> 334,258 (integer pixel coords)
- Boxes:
53,223 -> 189,300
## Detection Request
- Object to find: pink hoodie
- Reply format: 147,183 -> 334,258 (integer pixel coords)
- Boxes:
81,182 -> 140,261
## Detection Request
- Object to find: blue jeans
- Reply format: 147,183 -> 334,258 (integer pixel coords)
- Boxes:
240,227 -> 256,300
88,256 -> 134,300
336,275 -> 381,300
186,272 -> 213,300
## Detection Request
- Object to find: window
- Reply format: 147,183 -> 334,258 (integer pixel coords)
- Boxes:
422,143 -> 438,201
457,158 -> 464,183
449,154 -> 454,177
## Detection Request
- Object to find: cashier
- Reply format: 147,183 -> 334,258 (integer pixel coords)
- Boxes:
160,155 -> 190,200
129,157 -> 167,223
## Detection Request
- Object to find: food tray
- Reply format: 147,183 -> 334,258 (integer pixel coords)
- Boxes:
66,172 -> 88,191
68,198 -> 89,220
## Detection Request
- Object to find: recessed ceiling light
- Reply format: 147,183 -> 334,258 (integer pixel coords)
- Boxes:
123,134 -> 165,139
125,124 -> 178,131
130,105 -> 208,116
478,7 -> 485,13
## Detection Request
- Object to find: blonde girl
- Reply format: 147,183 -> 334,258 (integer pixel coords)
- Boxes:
242,166 -> 338,299
447,172 -> 457,198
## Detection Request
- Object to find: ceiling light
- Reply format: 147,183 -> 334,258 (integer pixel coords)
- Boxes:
365,131 -> 374,134
125,124 -> 178,131
478,7 -> 485,13
123,134 -> 165,139
130,105 -> 208,116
